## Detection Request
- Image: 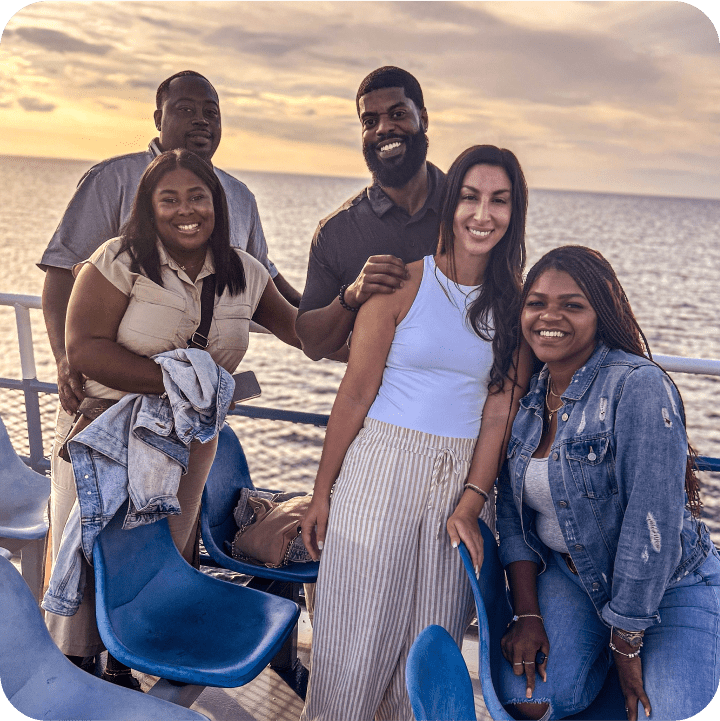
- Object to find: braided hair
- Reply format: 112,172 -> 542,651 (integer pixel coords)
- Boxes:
522,245 -> 701,516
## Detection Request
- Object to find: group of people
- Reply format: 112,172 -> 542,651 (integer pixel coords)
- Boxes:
39,65 -> 719,720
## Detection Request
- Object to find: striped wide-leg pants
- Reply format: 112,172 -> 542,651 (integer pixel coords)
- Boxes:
301,418 -> 495,721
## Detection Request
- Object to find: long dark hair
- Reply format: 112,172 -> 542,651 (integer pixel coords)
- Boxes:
522,245 -> 702,516
437,145 -> 528,392
116,149 -> 246,297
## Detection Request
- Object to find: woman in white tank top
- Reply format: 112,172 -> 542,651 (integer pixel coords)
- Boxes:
300,145 -> 532,721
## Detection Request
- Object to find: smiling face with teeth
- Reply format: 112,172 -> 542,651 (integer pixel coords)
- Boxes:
522,268 -> 598,373
450,164 -> 512,281
151,167 -> 215,266
359,87 -> 429,189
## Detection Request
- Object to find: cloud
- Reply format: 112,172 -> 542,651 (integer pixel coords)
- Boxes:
387,2 -> 671,108
14,27 -> 112,55
18,96 -> 56,112
205,26 -> 317,57
137,13 -> 195,33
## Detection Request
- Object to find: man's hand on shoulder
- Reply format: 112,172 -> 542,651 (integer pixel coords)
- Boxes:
344,255 -> 409,308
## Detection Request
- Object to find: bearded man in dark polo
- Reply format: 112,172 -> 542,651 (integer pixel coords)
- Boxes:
296,66 -> 445,361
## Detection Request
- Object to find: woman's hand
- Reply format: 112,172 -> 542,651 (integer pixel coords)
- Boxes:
501,617 -> 549,698
447,504 -> 485,578
613,648 -> 651,720
301,494 -> 330,561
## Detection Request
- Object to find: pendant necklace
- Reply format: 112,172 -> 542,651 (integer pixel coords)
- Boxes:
545,378 -> 563,425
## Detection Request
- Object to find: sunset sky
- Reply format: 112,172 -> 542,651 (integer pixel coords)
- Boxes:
1,1 -> 719,198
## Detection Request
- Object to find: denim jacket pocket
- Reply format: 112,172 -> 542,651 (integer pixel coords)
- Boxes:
565,434 -> 617,499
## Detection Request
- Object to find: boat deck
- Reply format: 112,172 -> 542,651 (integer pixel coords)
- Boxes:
136,607 -> 492,721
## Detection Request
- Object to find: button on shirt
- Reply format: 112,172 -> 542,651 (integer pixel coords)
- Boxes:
82,237 -> 269,401
299,163 -> 445,312
39,139 -> 276,277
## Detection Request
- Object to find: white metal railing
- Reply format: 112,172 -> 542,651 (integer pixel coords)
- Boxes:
1,292 -> 719,473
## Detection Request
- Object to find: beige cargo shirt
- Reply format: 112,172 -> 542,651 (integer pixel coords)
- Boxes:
83,236 -> 269,399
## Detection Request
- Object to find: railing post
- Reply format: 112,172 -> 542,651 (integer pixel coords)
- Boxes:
15,303 -> 46,473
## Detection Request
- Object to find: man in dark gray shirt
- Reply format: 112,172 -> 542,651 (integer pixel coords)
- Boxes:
296,66 -> 445,361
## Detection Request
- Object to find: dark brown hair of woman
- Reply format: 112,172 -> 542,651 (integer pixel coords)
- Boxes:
436,144 -> 528,393
522,245 -> 702,517
117,148 -> 246,297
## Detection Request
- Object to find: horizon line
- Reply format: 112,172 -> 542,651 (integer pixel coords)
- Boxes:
3,152 -> 719,204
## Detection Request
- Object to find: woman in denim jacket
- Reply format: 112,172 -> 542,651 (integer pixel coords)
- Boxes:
497,246 -> 720,721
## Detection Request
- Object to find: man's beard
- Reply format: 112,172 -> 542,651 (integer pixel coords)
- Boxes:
363,130 -> 429,189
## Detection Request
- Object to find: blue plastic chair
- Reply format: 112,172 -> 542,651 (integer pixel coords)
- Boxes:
200,423 -> 319,583
406,624 -> 477,721
0,413 -> 51,603
458,520 -> 627,721
458,521 -> 515,721
0,553 -> 209,720
93,501 -> 301,687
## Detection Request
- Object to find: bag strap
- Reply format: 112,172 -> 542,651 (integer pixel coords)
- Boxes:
187,274 -> 216,349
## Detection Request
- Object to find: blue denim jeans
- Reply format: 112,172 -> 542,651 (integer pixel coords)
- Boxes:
498,547 -> 720,720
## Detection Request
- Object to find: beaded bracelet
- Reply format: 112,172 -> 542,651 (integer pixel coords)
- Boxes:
338,284 -> 359,313
609,639 -> 643,658
464,483 -> 490,502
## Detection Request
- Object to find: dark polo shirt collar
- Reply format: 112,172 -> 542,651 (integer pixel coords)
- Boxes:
367,162 -> 444,219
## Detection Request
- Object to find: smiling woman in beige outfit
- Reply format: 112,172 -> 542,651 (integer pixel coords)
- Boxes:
45,148 -> 300,685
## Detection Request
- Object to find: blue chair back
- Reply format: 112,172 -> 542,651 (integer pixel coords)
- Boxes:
0,413 -> 50,541
94,501 -> 301,687
0,554 -> 208,720
458,520 -> 514,721
406,624 -> 476,721
201,424 -> 319,583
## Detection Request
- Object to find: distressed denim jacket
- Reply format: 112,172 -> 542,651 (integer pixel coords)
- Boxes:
497,342 -> 714,632
42,348 -> 233,616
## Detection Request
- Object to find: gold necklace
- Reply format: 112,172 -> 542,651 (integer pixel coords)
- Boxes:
545,379 -> 563,424
548,378 -> 563,398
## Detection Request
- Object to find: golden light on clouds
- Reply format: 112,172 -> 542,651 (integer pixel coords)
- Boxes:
1,1 -> 719,197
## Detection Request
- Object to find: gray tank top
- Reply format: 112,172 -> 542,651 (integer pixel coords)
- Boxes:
523,457 -> 569,553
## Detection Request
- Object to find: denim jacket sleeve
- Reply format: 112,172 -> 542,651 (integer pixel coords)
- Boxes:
601,365 -> 688,631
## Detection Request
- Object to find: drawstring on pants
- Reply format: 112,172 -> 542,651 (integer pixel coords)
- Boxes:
430,447 -> 463,539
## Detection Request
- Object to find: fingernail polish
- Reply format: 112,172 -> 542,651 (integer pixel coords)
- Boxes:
475,565 -> 480,579
452,541 -> 458,548
318,541 -> 324,550
526,689 -> 532,699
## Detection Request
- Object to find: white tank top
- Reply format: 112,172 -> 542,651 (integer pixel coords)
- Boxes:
367,255 -> 494,438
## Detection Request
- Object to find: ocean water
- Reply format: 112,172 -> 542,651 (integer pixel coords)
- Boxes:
2,154 -> 719,539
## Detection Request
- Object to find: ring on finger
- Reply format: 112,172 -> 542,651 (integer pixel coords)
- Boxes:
523,661 -> 535,665
513,662 -> 524,666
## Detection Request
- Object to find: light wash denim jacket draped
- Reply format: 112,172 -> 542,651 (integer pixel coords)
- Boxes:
497,343 -> 714,632
42,348 -> 234,616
